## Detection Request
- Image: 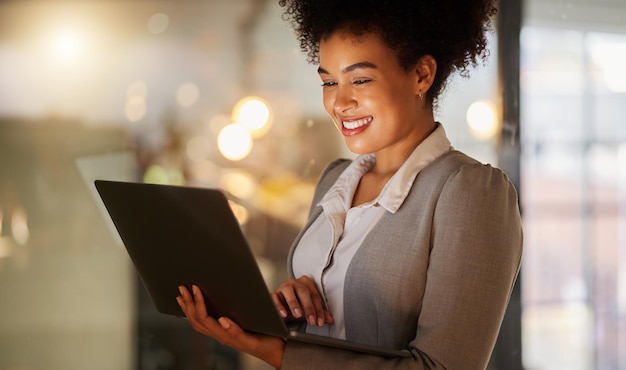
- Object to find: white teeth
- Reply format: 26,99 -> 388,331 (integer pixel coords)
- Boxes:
342,117 -> 372,129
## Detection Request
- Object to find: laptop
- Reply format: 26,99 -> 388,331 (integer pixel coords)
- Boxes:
94,179 -> 411,358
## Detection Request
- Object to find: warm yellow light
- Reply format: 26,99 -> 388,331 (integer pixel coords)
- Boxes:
217,124 -> 253,161
11,207 -> 29,246
221,170 -> 257,200
39,17 -> 96,70
232,96 -> 273,138
466,100 -> 498,140
0,238 -> 10,258
143,165 -> 184,185
48,28 -> 86,65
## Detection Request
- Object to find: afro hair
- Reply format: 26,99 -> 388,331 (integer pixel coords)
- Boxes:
279,0 -> 498,105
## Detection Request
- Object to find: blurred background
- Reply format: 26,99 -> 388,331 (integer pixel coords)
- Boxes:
0,0 -> 624,369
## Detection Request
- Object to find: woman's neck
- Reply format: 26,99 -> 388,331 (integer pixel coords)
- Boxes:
371,118 -> 437,177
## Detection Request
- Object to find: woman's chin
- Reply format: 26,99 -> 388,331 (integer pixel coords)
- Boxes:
343,141 -> 375,155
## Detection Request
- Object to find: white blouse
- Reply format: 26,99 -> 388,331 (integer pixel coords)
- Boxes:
292,124 -> 452,339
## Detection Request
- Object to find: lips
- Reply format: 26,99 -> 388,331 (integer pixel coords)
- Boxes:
340,116 -> 372,136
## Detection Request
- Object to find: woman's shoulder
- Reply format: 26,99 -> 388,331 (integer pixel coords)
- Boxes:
415,150 -> 519,207
427,151 -> 519,206
428,150 -> 513,184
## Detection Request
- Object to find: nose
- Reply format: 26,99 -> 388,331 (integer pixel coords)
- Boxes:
332,84 -> 356,112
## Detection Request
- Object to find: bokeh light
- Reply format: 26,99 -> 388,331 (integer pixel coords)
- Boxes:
603,67 -> 626,93
11,207 -> 29,246
125,96 -> 147,122
221,170 -> 257,200
466,100 -> 498,140
0,238 -> 10,259
232,96 -> 272,138
125,81 -> 148,122
217,123 -> 253,161
143,165 -> 184,185
591,39 -> 626,93
148,13 -> 169,34
177,83 -> 199,107
49,29 -> 85,64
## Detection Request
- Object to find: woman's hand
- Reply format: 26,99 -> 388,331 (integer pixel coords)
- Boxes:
177,285 -> 285,369
271,276 -> 334,327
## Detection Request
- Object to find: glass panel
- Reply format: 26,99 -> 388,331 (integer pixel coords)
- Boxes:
521,19 -> 626,370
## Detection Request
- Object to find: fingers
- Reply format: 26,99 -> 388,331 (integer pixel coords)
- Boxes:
272,276 -> 332,327
324,309 -> 334,324
297,277 -> 328,326
176,285 -> 213,336
176,285 -> 286,367
177,285 -> 242,341
271,288 -> 291,319
272,280 -> 303,319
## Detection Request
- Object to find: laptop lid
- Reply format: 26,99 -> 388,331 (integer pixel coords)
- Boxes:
94,179 -> 289,338
94,179 -> 411,358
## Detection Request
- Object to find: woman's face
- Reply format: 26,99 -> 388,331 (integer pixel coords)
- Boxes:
318,31 -> 428,156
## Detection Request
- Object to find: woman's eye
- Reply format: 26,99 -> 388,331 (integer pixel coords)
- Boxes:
321,81 -> 337,87
353,79 -> 371,85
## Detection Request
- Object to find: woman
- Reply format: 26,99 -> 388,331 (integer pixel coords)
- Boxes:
177,0 -> 523,368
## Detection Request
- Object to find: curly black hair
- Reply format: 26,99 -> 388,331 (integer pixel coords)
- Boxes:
278,0 -> 498,106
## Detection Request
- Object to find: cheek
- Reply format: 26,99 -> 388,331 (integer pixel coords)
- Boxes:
322,94 -> 340,126
322,93 -> 333,115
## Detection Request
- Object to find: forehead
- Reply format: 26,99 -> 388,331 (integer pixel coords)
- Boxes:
318,31 -> 400,70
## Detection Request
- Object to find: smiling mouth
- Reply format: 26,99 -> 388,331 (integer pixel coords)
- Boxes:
342,116 -> 373,129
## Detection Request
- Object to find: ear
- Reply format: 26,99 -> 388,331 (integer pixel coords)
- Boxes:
413,55 -> 437,96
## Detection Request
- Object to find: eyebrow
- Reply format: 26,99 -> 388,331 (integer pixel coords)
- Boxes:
317,61 -> 378,75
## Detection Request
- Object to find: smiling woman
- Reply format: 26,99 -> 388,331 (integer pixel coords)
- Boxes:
176,0 -> 523,369
2,0 -> 624,368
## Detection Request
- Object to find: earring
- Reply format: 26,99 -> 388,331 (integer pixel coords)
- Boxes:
418,93 -> 425,101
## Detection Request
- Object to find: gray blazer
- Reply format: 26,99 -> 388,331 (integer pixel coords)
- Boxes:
282,150 -> 523,369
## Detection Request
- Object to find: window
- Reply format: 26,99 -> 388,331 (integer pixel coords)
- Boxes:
521,17 -> 626,370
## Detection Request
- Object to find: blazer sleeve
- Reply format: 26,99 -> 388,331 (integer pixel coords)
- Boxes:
281,162 -> 523,369
410,162 -> 523,368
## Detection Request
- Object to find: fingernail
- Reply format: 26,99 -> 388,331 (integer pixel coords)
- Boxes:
308,315 -> 315,325
317,317 -> 324,327
218,317 -> 230,329
293,308 -> 302,318
178,286 -> 184,295
279,309 -> 287,318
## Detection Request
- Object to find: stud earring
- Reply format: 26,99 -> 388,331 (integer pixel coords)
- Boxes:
418,93 -> 425,101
